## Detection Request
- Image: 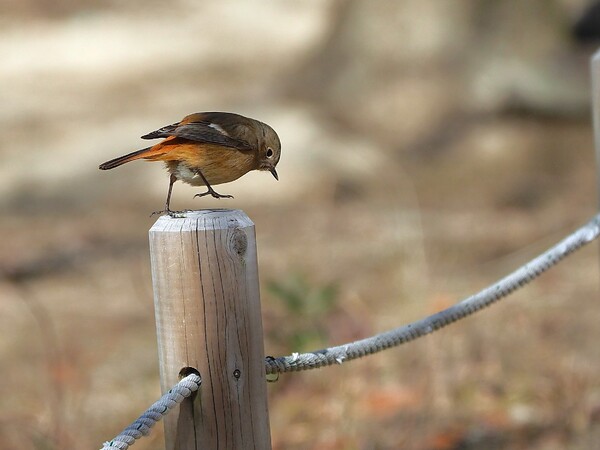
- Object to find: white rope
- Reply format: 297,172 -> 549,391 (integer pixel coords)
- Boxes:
101,373 -> 201,450
99,214 -> 600,449
265,213 -> 600,374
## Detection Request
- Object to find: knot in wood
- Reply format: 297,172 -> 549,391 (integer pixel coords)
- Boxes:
229,228 -> 248,257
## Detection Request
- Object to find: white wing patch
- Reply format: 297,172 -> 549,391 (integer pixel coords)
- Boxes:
208,123 -> 229,136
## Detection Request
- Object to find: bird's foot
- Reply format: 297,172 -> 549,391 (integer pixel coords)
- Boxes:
194,189 -> 234,200
150,209 -> 191,218
150,209 -> 166,217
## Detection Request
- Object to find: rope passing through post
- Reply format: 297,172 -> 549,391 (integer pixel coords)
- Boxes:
265,213 -> 600,374
99,214 -> 600,449
101,373 -> 201,450
93,43 -> 600,448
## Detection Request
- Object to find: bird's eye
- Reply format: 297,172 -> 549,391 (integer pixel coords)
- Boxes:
266,147 -> 274,158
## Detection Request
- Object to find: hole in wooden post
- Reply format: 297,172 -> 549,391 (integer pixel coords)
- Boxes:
179,366 -> 201,379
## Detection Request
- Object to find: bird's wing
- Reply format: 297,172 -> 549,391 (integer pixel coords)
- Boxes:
140,123 -> 179,140
141,116 -> 254,152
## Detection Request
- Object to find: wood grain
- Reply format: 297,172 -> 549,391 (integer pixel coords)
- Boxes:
149,209 -> 271,450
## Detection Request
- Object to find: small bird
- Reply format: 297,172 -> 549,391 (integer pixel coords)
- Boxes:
99,112 -> 281,214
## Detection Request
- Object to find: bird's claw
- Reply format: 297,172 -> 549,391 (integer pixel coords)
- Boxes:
150,209 -> 191,218
194,190 -> 234,200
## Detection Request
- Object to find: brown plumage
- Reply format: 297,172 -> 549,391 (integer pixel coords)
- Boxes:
99,112 -> 281,214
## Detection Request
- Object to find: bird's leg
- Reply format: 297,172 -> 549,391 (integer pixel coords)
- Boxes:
194,169 -> 234,200
151,174 -> 182,217
165,173 -> 176,212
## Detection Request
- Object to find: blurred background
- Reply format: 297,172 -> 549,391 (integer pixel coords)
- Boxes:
1,0 -> 600,448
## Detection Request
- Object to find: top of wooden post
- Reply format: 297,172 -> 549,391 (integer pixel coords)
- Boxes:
149,209 -> 254,232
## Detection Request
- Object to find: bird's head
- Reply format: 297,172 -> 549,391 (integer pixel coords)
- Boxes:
258,122 -> 281,180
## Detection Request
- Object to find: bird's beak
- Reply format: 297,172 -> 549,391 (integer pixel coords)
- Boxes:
270,168 -> 279,181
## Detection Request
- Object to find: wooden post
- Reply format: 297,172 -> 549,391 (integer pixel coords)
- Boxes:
149,209 -> 271,450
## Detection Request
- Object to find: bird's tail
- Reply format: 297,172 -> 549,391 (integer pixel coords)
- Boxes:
99,146 -> 163,170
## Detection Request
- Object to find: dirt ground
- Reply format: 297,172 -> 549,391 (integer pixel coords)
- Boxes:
1,1 -> 599,449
